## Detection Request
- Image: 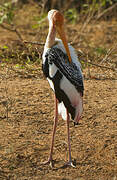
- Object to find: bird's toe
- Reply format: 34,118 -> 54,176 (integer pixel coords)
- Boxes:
41,158 -> 54,168
74,121 -> 79,126
64,161 -> 76,168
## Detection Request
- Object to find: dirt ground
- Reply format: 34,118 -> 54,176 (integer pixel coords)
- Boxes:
0,65 -> 117,180
0,3 -> 117,180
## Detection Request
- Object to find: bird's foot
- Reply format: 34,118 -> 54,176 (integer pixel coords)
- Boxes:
64,161 -> 76,168
41,158 -> 54,168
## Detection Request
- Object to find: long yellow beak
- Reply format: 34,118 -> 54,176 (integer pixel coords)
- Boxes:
56,25 -> 72,63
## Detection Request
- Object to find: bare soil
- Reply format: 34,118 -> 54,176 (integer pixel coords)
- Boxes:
0,3 -> 117,180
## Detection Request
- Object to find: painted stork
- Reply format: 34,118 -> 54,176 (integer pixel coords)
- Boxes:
42,9 -> 84,167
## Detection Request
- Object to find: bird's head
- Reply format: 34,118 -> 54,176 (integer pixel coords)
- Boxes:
48,9 -> 64,27
48,10 -> 72,63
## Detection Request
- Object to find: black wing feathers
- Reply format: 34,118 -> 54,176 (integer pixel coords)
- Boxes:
45,47 -> 84,95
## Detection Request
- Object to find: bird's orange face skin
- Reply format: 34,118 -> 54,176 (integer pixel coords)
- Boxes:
52,11 -> 64,27
48,10 -> 72,63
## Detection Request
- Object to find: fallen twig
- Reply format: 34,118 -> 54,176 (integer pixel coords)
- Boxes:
81,59 -> 116,72
96,3 -> 117,20
0,23 -> 24,41
24,40 -> 45,46
77,50 -> 117,72
14,27 -> 24,42
81,10 -> 95,32
100,43 -> 117,64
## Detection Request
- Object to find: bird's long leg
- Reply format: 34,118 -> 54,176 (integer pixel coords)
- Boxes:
42,95 -> 58,167
48,96 -> 58,162
66,110 -> 75,167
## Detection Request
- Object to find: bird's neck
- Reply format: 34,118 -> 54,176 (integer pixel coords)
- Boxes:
45,23 -> 56,49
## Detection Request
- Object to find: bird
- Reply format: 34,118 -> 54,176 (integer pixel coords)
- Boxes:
42,9 -> 84,167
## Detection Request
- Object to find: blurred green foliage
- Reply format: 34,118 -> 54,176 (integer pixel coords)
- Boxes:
94,47 -> 107,55
0,2 -> 15,24
64,8 -> 78,23
32,13 -> 47,29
